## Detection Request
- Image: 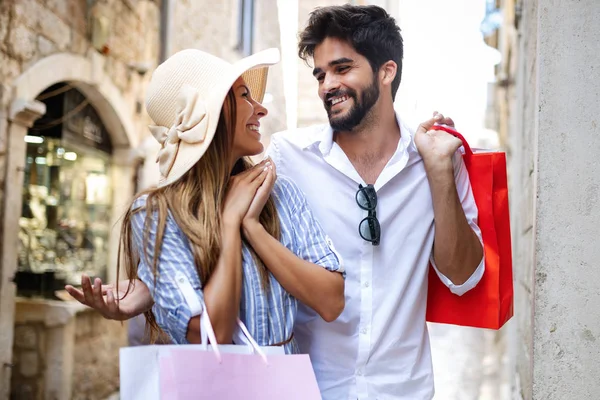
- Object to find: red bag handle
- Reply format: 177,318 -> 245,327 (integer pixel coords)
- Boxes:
430,124 -> 473,158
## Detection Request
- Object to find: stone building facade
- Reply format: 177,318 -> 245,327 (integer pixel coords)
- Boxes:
487,0 -> 600,399
0,0 -> 285,399
1,1 -> 160,398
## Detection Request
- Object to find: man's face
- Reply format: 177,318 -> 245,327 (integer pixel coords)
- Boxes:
313,37 -> 380,131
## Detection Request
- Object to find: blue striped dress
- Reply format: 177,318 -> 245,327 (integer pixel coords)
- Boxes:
131,175 -> 343,354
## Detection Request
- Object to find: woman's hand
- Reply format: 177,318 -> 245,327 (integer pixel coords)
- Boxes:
65,275 -> 153,321
242,158 -> 276,233
222,159 -> 271,228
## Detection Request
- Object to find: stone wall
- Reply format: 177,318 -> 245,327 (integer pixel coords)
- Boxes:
10,323 -> 45,400
169,0 -> 287,147
0,0 -> 159,92
0,0 -> 160,205
71,312 -> 128,400
503,0 -> 600,399
11,300 -> 128,400
508,0 -> 538,397
531,1 -> 600,398
170,0 -> 239,61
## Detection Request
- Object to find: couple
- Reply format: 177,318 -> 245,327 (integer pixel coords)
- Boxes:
67,5 -> 484,399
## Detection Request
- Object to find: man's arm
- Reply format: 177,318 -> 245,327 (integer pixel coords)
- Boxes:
426,154 -> 483,285
415,114 -> 484,286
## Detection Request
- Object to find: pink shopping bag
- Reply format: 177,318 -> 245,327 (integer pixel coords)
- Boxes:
158,308 -> 321,399
159,348 -> 321,399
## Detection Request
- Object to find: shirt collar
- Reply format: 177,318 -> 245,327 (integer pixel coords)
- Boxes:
303,111 -> 419,157
296,124 -> 334,155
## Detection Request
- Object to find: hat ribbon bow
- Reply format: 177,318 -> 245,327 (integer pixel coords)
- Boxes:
148,84 -> 210,178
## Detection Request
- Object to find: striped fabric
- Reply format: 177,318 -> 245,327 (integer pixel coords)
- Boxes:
131,175 -> 342,354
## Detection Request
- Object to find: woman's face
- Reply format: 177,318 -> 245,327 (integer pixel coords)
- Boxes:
230,77 -> 268,160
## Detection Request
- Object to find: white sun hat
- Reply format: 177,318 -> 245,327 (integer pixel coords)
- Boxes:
145,48 -> 280,187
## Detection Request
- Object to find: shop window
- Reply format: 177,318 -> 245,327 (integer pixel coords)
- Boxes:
16,83 -> 114,298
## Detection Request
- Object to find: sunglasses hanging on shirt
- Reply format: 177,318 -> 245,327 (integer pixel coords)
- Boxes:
355,184 -> 381,246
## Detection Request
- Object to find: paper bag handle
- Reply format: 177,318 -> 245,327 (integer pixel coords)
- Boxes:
173,271 -> 222,362
199,309 -> 221,361
199,305 -> 268,364
430,124 -> 473,158
175,271 -> 268,363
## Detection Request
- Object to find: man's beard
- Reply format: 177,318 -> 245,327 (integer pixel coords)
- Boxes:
324,76 -> 380,132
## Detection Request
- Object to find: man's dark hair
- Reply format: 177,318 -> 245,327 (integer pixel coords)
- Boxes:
298,4 -> 404,100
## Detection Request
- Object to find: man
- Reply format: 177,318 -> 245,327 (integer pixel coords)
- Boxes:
265,5 -> 484,399
68,5 -> 484,399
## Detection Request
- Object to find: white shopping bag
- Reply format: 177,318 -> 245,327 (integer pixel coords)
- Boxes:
119,315 -> 286,400
120,269 -> 321,400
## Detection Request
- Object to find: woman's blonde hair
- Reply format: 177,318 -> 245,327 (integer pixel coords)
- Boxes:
117,90 -> 280,342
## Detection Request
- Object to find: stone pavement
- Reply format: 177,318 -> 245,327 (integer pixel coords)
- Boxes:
429,323 -> 510,400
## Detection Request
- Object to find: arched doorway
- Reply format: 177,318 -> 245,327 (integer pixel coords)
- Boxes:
16,83 -> 115,297
1,53 -> 138,398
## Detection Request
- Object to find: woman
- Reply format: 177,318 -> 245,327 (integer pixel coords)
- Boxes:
66,48 -> 344,353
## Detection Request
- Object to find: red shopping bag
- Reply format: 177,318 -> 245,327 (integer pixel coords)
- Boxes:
426,125 -> 513,329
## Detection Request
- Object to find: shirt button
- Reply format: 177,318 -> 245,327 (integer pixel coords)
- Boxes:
360,327 -> 367,334
364,281 -> 370,288
357,370 -> 363,376
178,277 -> 185,284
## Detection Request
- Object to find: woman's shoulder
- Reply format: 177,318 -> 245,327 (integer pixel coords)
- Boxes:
131,193 -> 149,210
130,193 -> 170,222
273,175 -> 305,202
272,175 -> 309,218
129,193 -> 185,237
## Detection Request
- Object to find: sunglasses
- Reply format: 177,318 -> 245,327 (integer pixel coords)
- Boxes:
355,184 -> 381,246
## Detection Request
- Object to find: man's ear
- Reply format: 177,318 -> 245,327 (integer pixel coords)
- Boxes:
380,60 -> 398,86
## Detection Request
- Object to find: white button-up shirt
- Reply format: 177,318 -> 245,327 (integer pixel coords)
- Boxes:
267,114 -> 484,400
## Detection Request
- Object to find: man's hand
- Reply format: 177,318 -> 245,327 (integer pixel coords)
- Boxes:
414,111 -> 462,172
65,275 -> 153,321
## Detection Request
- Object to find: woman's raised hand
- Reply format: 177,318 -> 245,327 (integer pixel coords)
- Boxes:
222,159 -> 271,228
242,157 -> 276,230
